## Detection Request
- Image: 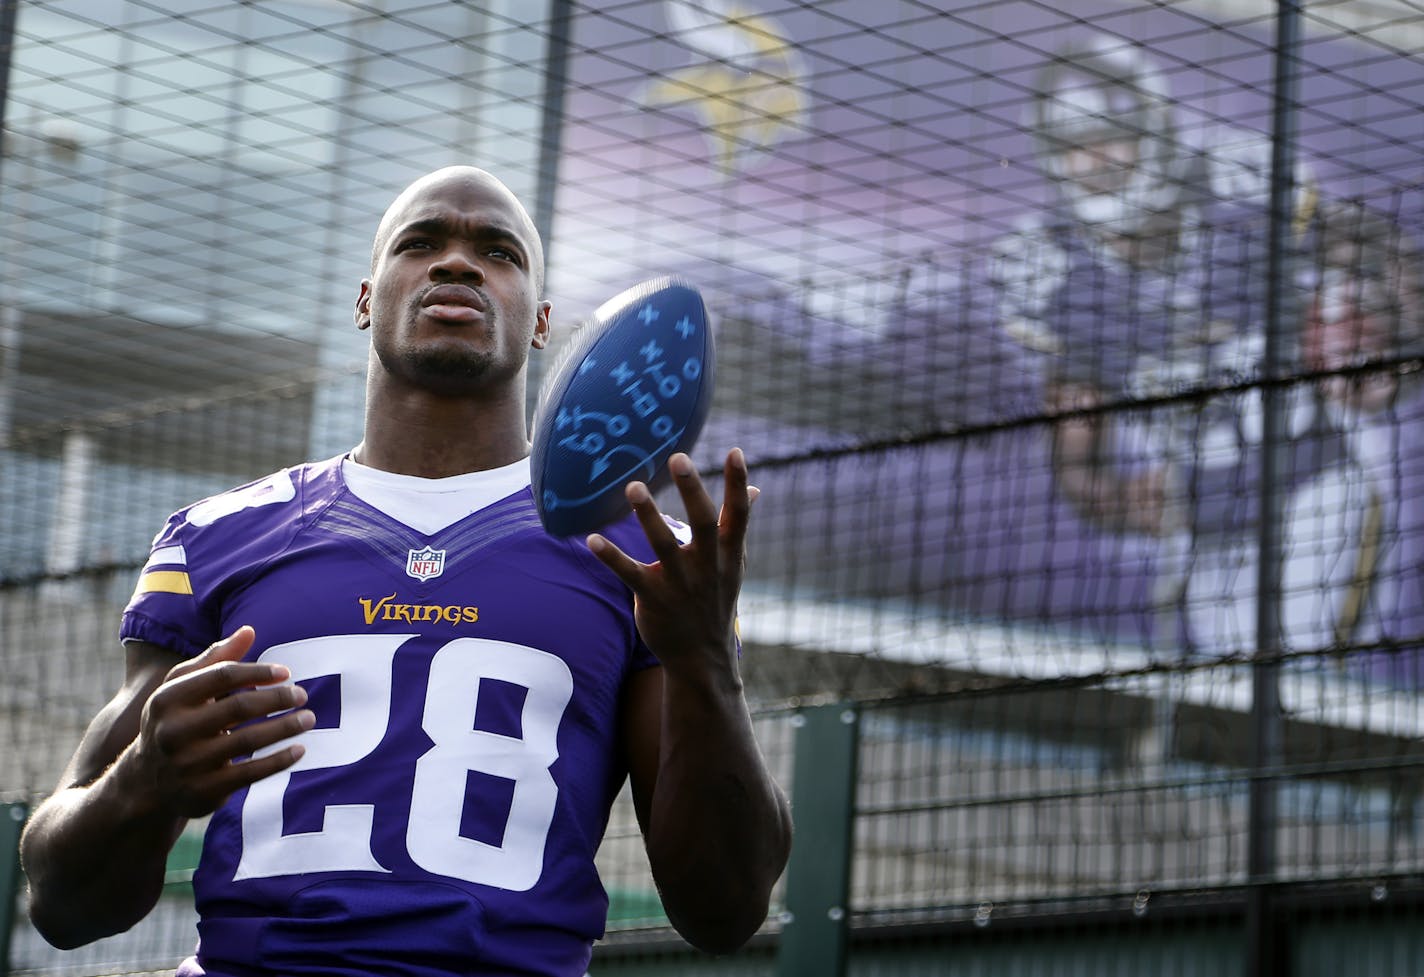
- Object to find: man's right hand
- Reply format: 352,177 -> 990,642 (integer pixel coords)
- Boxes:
22,626 -> 312,949
128,625 -> 313,819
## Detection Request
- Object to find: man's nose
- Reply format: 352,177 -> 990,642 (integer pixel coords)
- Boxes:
430,246 -> 484,280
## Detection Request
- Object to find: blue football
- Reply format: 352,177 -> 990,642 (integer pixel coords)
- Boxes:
530,276 -> 715,536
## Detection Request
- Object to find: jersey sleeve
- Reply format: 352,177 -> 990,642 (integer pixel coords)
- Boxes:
120,468 -> 300,658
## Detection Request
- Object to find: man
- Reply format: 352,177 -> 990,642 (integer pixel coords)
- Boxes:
989,34 -> 1377,661
1303,199 -> 1424,678
19,166 -> 793,975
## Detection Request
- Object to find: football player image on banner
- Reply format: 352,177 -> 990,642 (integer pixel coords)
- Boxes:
989,34 -> 1397,663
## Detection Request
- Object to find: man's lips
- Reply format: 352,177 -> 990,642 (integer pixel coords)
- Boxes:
421,285 -> 487,322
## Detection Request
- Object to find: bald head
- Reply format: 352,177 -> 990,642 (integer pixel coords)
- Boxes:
370,166 -> 546,293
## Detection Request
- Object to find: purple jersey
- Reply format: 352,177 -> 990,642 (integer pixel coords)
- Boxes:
121,456 -> 660,977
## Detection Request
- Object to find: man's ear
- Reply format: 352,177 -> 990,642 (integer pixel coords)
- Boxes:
531,300 -> 552,349
355,280 -> 373,330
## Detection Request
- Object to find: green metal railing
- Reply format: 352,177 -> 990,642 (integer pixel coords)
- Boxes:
1,801 -> 27,977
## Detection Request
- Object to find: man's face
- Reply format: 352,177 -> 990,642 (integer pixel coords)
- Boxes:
356,170 -> 550,398
1305,264 -> 1408,412
1305,268 -> 1398,372
1050,134 -> 1147,233
1060,137 -> 1138,200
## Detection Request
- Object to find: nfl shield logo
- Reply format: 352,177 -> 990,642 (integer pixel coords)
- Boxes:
405,546 -> 446,581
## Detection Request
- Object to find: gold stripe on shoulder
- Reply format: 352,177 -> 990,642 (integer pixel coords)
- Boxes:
135,570 -> 194,596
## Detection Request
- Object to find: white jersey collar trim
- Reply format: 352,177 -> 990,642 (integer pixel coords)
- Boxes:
340,454 -> 531,535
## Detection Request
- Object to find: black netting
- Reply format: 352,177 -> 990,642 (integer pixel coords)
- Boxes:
5,2 -> 1424,975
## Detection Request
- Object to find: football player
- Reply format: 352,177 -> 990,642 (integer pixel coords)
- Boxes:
991,34 -> 1377,661
20,166 -> 792,976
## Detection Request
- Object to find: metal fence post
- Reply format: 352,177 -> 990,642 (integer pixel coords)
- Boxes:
776,702 -> 859,977
1250,2 -> 1304,975
1,801 -> 28,977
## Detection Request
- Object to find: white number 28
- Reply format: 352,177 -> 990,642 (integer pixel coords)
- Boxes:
233,634 -> 574,892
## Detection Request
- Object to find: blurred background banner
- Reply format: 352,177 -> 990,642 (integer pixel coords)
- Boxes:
4,2 -> 1424,975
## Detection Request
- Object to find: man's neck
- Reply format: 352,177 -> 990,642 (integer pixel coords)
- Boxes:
356,395 -> 531,478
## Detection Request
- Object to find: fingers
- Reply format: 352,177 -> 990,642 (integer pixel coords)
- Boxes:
137,625 -> 311,817
193,743 -> 306,804
154,679 -> 309,750
161,698 -> 311,777
649,450 -> 753,545
160,727 -> 308,820
601,452 -> 716,573
152,626 -> 283,724
627,478 -> 684,563
587,448 -> 759,587
585,478 -> 677,585
670,453 -> 720,542
162,627 -> 291,704
166,625 -> 258,681
585,531 -> 640,584
179,695 -> 313,772
717,448 -> 751,529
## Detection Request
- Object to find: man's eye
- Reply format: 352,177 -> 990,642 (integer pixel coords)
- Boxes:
396,238 -> 434,252
488,247 -> 519,263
